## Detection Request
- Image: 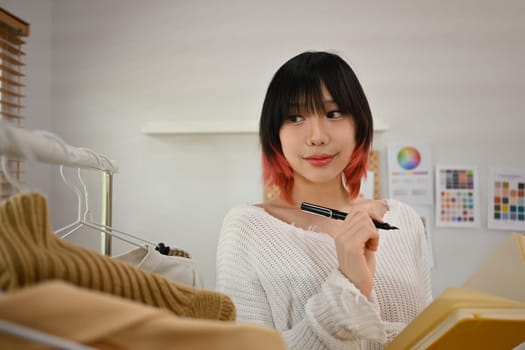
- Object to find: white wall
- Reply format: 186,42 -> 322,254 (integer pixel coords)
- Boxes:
4,0 -> 525,296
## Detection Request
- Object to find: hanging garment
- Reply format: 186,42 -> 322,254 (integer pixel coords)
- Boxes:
113,245 -> 204,288
154,242 -> 191,258
0,281 -> 286,350
0,192 -> 235,321
168,246 -> 191,258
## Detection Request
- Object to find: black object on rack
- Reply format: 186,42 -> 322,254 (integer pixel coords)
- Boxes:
155,242 -> 170,255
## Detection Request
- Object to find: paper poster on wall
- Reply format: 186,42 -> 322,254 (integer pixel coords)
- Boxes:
387,144 -> 433,204
487,167 -> 525,231
412,205 -> 435,269
435,165 -> 480,227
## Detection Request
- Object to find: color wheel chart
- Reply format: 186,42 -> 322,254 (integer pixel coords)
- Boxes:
398,147 -> 421,170
487,168 -> 525,231
387,144 -> 433,205
435,165 -> 480,227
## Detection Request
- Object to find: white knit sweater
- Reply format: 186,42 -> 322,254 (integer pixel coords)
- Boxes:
216,199 -> 433,350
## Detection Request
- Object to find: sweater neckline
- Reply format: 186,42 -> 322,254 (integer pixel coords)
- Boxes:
242,199 -> 396,243
243,205 -> 337,243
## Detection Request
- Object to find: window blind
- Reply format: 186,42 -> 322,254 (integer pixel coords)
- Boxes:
0,7 -> 29,199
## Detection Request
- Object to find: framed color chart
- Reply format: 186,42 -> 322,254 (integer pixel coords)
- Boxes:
487,167 -> 525,231
387,144 -> 433,205
435,165 -> 480,227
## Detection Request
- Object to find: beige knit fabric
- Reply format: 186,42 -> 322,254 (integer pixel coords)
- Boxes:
0,192 -> 235,321
0,281 -> 285,350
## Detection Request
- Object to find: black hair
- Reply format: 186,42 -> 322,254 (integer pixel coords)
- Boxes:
260,51 -> 373,162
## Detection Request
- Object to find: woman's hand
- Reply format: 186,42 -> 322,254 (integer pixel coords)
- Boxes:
349,199 -> 389,222
333,208 -> 379,297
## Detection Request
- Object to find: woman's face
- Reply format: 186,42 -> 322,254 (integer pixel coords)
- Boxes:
279,83 -> 356,186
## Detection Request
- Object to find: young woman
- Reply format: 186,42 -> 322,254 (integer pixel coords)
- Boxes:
216,51 -> 432,349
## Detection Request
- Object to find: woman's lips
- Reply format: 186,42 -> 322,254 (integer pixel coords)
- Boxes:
305,154 -> 334,167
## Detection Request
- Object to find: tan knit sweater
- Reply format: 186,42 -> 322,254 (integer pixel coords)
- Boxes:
0,192 -> 235,321
0,281 -> 286,349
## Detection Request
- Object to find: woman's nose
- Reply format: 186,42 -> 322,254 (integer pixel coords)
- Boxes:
306,117 -> 329,146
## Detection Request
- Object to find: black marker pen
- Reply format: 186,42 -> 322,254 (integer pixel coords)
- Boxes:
300,202 -> 399,230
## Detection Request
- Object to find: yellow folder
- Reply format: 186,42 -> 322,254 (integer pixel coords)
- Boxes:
386,233 -> 525,350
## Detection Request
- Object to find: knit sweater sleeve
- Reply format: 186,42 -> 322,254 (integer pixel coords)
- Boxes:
216,208 -> 275,326
302,270 -> 406,349
216,204 -> 432,350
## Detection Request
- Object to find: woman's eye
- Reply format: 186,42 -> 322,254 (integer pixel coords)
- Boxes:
286,115 -> 305,123
326,110 -> 342,119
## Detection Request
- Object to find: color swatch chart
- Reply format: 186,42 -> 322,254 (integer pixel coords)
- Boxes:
443,169 -> 474,190
493,181 -> 524,221
488,168 -> 525,230
435,167 -> 480,227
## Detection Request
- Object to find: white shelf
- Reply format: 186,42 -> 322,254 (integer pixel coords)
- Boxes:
374,118 -> 388,132
141,118 -> 388,135
141,120 -> 258,134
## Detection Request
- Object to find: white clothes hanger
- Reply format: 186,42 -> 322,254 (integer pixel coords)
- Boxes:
56,166 -> 144,246
36,133 -> 107,237
55,166 -> 86,235
57,160 -> 157,250
55,147 -> 101,235
77,221 -> 157,247
0,319 -> 96,350
65,221 -> 154,248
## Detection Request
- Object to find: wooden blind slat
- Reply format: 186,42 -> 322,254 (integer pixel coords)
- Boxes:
0,63 -> 24,77
0,99 -> 23,109
0,87 -> 24,98
0,111 -> 24,119
0,76 -> 24,87
0,41 -> 25,56
0,52 -> 24,66
0,27 -> 25,45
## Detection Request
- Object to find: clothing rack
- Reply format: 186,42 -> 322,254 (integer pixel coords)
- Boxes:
0,118 -> 118,255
